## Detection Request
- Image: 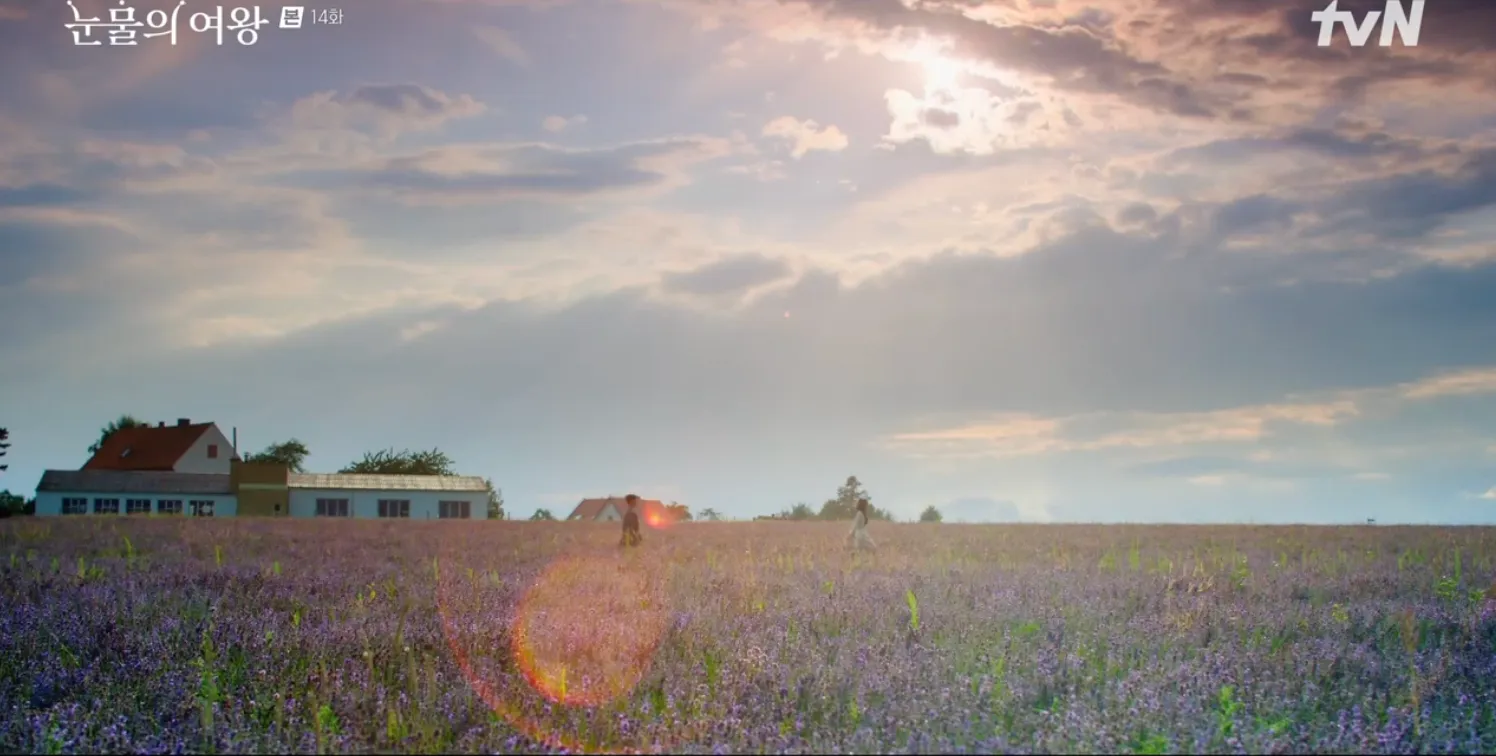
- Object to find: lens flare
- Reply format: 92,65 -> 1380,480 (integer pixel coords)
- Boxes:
512,556 -> 670,706
436,547 -> 677,753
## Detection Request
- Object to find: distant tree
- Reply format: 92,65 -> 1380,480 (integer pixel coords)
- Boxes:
778,502 -> 817,520
243,438 -> 310,472
89,414 -> 146,455
699,507 -> 723,521
339,448 -> 456,476
667,502 -> 692,522
0,427 -> 9,474
531,508 -> 555,521
919,505 -> 943,523
342,448 -> 502,518
486,480 -> 505,520
818,476 -> 891,521
0,490 -> 23,518
22,497 -> 34,516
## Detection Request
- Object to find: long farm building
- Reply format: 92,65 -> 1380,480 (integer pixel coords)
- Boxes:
32,419 -> 488,519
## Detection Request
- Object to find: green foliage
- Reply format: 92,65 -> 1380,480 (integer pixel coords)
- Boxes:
88,414 -> 145,455
919,505 -> 943,523
339,448 -> 456,476
817,476 -> 892,521
1434,574 -> 1461,602
778,502 -> 817,520
485,480 -> 505,520
667,502 -> 692,521
243,439 -> 311,472
0,426 -> 9,474
341,449 -> 504,519
699,507 -> 724,521
1215,684 -> 1244,740
530,508 -> 556,521
0,489 -> 28,519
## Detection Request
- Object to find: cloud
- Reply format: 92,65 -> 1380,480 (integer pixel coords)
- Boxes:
275,137 -> 734,204
1400,367 -> 1496,399
542,115 -> 588,132
659,253 -> 793,298
761,116 -> 849,158
881,399 -> 1361,461
884,363 -> 1496,464
282,84 -> 486,138
1481,487 -> 1496,500
473,26 -> 531,66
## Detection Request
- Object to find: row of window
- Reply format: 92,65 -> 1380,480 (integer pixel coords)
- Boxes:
318,498 -> 472,518
60,496 -> 475,518
61,497 -> 215,516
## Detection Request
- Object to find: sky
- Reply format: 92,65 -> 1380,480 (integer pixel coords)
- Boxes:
1,0 -> 1494,524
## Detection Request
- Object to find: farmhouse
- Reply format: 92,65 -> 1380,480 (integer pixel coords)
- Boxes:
33,419 -> 488,519
566,496 -> 673,525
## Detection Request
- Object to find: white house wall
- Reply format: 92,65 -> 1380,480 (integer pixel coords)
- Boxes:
33,491 -> 238,517
172,425 -> 236,475
595,503 -> 621,521
287,489 -> 485,519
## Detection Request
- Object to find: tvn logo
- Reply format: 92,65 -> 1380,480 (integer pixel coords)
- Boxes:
1313,0 -> 1425,47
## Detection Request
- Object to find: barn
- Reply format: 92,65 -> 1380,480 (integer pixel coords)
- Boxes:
32,419 -> 489,519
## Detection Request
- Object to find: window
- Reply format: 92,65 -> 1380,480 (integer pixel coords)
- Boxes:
93,498 -> 120,515
189,500 -> 215,517
315,498 -> 350,517
439,500 -> 471,519
125,499 -> 151,515
62,497 -> 87,515
157,500 -> 182,515
207,444 -> 218,459
377,499 -> 410,518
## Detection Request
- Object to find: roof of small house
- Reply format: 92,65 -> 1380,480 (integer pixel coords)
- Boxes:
38,470 -> 235,495
82,422 -> 226,472
567,496 -> 668,521
287,473 -> 489,492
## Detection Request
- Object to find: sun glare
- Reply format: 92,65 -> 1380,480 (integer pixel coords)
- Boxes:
922,54 -> 965,92
906,37 -> 965,92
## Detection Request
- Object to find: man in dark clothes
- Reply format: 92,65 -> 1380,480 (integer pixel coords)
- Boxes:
620,494 -> 643,547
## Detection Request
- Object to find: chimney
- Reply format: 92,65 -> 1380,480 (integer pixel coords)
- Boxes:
232,427 -> 238,455
177,418 -> 190,427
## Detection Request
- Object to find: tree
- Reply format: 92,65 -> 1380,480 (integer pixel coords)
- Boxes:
531,508 -> 555,521
0,490 -> 23,518
667,502 -> 692,522
778,502 -> 816,520
919,505 -> 943,523
486,480 -> 505,520
89,414 -> 145,455
0,427 -> 9,474
699,507 -> 723,521
818,476 -> 891,521
243,438 -> 310,472
339,448 -> 456,476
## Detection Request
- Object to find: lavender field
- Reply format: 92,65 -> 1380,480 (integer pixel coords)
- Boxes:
2,518 -> 1495,754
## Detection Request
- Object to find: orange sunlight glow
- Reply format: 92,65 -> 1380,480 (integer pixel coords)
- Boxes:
437,552 -> 678,753
510,556 -> 670,707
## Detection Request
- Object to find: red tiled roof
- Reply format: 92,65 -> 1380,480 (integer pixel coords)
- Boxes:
82,423 -> 216,472
566,496 -> 669,522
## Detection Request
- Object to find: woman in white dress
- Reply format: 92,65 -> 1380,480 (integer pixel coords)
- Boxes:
846,498 -> 877,552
